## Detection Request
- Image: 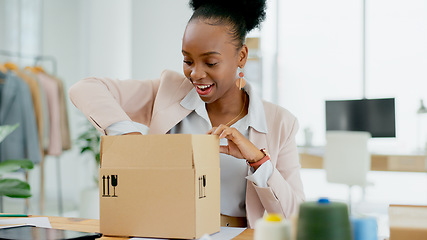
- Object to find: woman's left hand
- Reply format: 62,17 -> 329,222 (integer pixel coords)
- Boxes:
207,124 -> 264,162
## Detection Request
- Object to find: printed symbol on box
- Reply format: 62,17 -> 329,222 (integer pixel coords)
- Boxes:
102,175 -> 118,197
111,175 -> 118,197
199,175 -> 206,199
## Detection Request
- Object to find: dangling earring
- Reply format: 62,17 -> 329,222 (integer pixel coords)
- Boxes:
235,67 -> 246,90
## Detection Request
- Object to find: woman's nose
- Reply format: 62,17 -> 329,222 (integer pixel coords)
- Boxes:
190,64 -> 206,81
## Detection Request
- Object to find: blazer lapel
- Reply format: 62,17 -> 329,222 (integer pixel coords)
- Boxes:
148,75 -> 194,134
148,103 -> 192,134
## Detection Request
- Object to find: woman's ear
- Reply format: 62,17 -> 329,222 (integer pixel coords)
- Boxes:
238,44 -> 249,67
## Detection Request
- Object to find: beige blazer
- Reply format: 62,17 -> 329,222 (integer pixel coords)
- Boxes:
49,74 -> 72,151
69,70 -> 305,228
38,72 -> 62,156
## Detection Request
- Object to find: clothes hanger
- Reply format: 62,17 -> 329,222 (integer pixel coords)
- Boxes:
34,65 -> 45,73
24,66 -> 45,74
4,62 -> 19,71
24,66 -> 36,74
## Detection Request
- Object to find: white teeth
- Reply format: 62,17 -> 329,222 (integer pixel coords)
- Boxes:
197,84 -> 212,90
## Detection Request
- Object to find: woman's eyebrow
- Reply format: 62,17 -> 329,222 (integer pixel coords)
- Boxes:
182,50 -> 221,57
200,51 -> 221,56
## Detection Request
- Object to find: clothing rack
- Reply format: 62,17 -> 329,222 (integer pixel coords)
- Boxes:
0,50 -> 58,75
0,50 -> 63,216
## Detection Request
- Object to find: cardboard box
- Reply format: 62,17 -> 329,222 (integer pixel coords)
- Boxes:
389,205 -> 427,240
99,134 -> 220,239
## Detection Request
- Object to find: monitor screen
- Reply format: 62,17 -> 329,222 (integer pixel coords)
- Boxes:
325,98 -> 396,138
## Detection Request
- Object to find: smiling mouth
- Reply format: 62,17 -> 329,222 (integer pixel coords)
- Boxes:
195,83 -> 214,95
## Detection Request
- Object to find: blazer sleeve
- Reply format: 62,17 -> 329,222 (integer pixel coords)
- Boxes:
69,76 -> 160,134
251,113 -> 305,218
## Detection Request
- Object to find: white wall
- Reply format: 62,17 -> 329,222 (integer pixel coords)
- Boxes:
278,0 -> 363,147
84,0 -> 132,79
131,0 -> 192,80
259,0 -> 278,103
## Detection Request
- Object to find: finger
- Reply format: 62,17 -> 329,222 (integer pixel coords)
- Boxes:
212,125 -> 228,136
206,127 -> 217,135
218,128 -> 231,139
219,127 -> 238,140
219,145 -> 229,155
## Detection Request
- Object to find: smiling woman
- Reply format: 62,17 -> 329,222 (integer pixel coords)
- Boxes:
69,0 -> 305,228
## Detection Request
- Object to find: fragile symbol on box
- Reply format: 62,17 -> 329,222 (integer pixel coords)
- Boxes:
198,175 -> 206,199
102,175 -> 118,197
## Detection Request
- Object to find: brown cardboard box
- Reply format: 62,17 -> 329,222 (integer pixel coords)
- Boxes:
99,134 -> 220,239
389,205 -> 427,240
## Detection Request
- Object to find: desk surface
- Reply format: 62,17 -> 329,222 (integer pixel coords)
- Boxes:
299,146 -> 427,172
45,216 -> 253,240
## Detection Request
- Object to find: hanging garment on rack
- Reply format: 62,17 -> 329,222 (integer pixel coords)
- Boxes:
13,69 -> 45,157
28,70 -> 50,152
0,71 -> 42,164
49,74 -> 71,151
23,69 -> 50,153
37,71 -> 62,156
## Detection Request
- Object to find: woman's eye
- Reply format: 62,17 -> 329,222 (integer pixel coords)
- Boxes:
206,62 -> 218,67
183,60 -> 193,65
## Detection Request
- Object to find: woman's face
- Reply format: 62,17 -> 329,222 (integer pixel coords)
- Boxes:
182,19 -> 246,103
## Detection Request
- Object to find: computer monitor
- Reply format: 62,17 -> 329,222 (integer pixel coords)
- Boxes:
325,98 -> 396,138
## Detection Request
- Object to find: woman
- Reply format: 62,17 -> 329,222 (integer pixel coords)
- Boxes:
69,0 -> 305,228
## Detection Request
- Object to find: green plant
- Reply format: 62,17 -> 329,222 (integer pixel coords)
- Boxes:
0,124 -> 34,198
77,122 -> 101,184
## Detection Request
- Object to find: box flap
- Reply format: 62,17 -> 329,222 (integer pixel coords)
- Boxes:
191,135 -> 220,169
101,134 -> 195,168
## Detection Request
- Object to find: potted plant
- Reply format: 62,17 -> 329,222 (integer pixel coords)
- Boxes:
0,124 -> 34,209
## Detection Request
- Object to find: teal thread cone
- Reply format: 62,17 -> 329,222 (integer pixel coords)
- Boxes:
297,198 -> 352,240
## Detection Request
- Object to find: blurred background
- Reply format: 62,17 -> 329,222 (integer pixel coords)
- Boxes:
0,0 -> 426,236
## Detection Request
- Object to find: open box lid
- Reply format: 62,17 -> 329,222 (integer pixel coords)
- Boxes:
100,134 -> 219,169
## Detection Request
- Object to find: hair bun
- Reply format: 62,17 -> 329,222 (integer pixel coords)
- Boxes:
189,0 -> 266,32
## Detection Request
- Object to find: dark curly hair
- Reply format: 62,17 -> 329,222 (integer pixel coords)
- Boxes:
188,0 -> 267,49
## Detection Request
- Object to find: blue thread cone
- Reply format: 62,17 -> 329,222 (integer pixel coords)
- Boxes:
351,216 -> 378,240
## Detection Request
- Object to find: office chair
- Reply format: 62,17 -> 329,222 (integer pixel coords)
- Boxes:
324,131 -> 372,214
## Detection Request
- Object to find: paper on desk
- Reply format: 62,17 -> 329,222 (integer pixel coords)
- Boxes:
0,217 -> 52,229
130,227 -> 246,240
